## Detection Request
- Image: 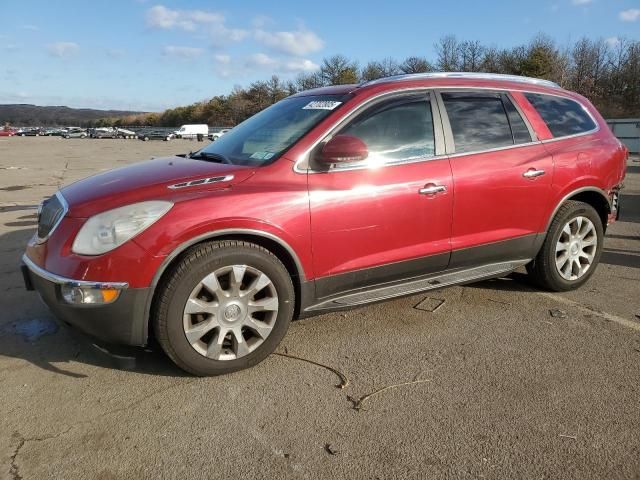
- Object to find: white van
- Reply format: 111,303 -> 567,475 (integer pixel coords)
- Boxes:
174,124 -> 208,139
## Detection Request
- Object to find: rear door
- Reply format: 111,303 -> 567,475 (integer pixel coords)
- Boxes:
437,90 -> 554,268
307,92 -> 454,297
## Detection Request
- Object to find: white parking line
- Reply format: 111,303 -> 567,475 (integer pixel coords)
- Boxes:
537,292 -> 640,332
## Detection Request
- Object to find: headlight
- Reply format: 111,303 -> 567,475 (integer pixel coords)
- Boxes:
72,201 -> 173,255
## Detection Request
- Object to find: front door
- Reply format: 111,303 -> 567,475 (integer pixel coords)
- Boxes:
307,92 -> 454,298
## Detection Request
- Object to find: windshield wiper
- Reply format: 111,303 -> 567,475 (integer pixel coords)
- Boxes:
189,151 -> 231,164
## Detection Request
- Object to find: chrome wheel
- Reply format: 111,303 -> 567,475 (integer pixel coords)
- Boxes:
555,216 -> 598,281
182,265 -> 279,361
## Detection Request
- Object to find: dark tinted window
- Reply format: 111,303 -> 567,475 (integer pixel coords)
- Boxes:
340,96 -> 435,165
503,95 -> 533,144
524,93 -> 596,138
442,93 -> 514,153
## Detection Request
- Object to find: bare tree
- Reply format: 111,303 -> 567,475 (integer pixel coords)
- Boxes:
399,56 -> 433,74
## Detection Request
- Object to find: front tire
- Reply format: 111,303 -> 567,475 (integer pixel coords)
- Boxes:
153,240 -> 295,376
527,200 -> 604,291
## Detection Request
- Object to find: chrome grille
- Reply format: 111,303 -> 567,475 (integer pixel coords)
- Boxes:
37,193 -> 66,240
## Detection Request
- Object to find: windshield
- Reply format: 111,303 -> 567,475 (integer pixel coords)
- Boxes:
195,94 -> 350,166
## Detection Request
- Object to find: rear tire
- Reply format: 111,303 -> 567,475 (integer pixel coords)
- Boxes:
526,200 -> 604,291
153,240 -> 295,376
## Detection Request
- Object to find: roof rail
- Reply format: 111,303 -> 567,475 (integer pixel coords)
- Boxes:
360,72 -> 560,89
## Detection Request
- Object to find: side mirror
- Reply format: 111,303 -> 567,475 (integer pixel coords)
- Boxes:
319,135 -> 368,165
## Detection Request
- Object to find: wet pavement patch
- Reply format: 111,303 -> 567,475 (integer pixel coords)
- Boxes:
2,318 -> 58,341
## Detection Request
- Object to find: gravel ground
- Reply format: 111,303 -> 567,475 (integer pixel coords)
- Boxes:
1,137 -> 639,480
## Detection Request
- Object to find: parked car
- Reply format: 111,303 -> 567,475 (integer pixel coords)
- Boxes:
92,128 -> 119,139
138,129 -> 174,141
18,127 -> 44,136
43,128 -> 66,137
22,72 -> 627,376
209,127 -> 231,141
63,128 -> 87,139
115,128 -> 136,139
175,124 -> 208,139
0,127 -> 17,137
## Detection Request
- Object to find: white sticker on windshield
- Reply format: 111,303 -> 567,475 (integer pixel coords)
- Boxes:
302,100 -> 342,110
250,151 -> 274,160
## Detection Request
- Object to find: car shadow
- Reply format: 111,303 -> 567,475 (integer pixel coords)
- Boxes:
619,193 -> 640,224
0,227 -> 188,378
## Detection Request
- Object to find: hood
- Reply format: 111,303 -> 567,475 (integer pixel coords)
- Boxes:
61,156 -> 255,217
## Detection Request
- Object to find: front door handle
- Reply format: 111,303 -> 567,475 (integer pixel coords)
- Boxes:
419,184 -> 447,195
523,168 -> 546,179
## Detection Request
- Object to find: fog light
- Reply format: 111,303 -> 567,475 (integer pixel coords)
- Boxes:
61,285 -> 121,305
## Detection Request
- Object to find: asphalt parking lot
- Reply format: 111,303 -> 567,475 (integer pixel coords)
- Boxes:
1,137 -> 639,480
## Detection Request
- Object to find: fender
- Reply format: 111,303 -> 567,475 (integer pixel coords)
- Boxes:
140,227 -> 307,345
544,185 -> 610,232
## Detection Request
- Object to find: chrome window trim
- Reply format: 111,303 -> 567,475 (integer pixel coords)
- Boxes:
35,191 -> 69,245
22,254 -> 129,289
295,89 -> 444,173
293,85 -> 600,174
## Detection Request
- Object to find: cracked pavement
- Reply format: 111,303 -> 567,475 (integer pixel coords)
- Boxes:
1,137 -> 639,479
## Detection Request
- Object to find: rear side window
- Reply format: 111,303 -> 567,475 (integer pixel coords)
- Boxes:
503,96 -> 533,144
340,95 -> 435,164
524,93 -> 596,138
442,92 -> 531,154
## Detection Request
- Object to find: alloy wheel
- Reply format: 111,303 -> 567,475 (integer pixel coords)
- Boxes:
182,265 -> 279,361
555,216 -> 598,281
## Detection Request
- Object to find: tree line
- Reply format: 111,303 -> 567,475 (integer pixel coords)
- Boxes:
96,34 -> 640,128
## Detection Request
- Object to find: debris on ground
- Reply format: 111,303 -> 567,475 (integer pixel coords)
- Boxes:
324,443 -> 338,455
348,379 -> 432,411
487,298 -> 512,306
414,297 -> 446,312
272,352 -> 349,389
559,434 -> 577,440
549,308 -> 568,319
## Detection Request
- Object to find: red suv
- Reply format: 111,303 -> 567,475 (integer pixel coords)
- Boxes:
22,73 -> 627,375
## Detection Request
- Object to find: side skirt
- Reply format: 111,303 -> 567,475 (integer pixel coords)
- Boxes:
303,259 -> 530,313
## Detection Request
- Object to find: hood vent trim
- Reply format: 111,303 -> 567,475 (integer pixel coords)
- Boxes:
168,175 -> 234,189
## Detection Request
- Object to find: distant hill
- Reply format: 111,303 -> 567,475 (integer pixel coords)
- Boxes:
0,104 -> 147,127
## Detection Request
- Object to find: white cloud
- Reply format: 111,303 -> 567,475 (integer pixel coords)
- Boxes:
605,36 -> 620,47
619,8 -> 640,21
46,42 -> 79,58
20,24 -> 39,31
146,5 -> 224,31
283,58 -> 319,72
244,53 -> 318,73
571,0 -> 592,5
162,46 -> 204,59
3,43 -> 20,51
214,54 -> 231,64
254,28 -> 324,56
246,52 -> 278,68
211,25 -> 249,47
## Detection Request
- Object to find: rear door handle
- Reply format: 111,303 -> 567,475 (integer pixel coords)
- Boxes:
523,168 -> 546,179
419,184 -> 447,195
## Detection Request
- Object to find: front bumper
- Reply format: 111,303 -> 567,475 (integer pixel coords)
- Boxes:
22,255 -> 151,346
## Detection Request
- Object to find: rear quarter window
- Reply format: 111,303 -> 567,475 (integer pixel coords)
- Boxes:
524,93 -> 597,138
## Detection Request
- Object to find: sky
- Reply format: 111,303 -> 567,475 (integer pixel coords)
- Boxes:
1,0 -> 639,112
